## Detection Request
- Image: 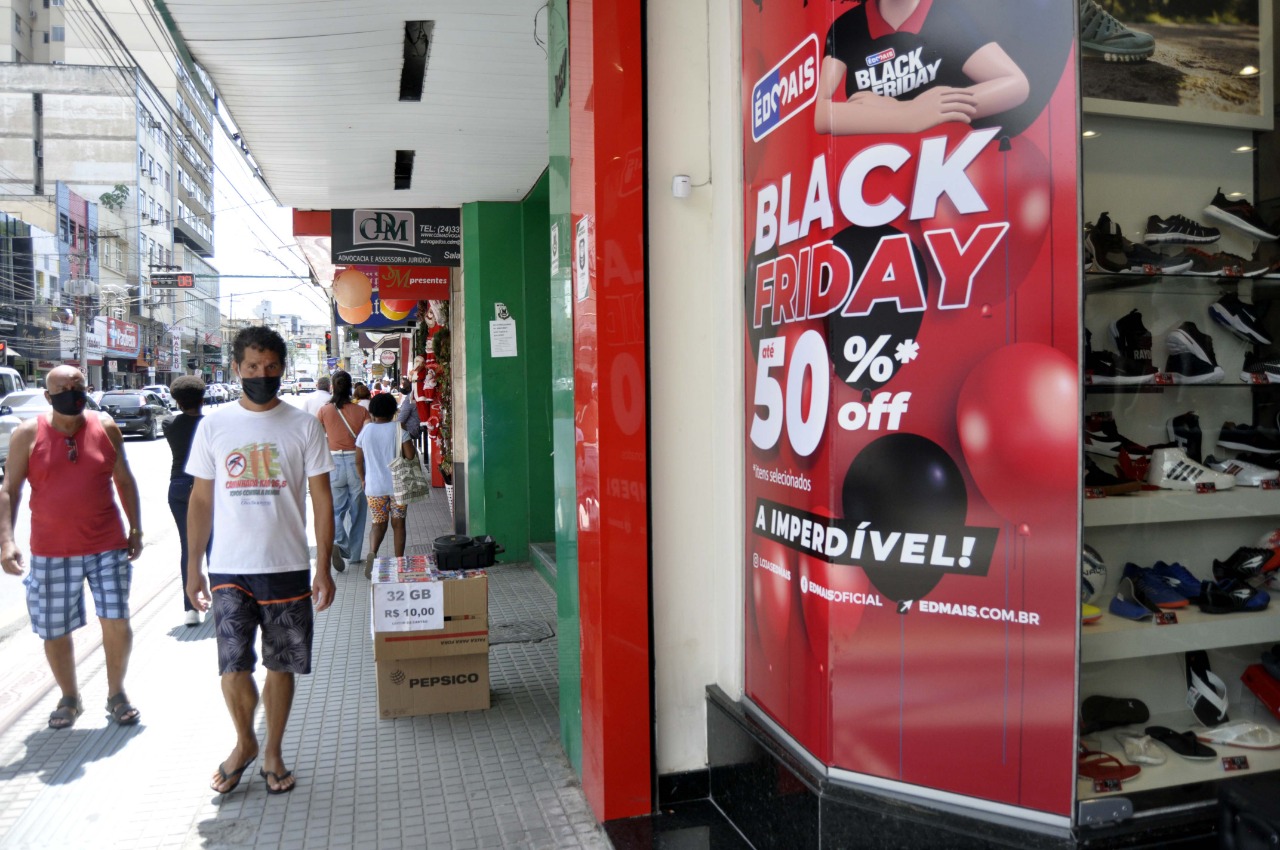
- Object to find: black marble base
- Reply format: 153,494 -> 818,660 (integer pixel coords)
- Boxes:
705,686 -> 1218,850
604,799 -> 753,850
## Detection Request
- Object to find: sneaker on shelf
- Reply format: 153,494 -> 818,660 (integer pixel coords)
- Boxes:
1213,547 -> 1273,583
1152,560 -> 1205,603
1209,293 -> 1271,345
1143,214 -> 1220,245
1215,251 -> 1271,278
1218,423 -> 1280,454
1085,413 -> 1151,458
1165,321 -> 1224,383
1180,247 -> 1242,276
1205,454 -> 1280,487
1087,213 -> 1192,274
1240,353 -> 1280,384
1109,576 -> 1162,621
1167,411 -> 1202,463
1079,0 -> 1156,62
1086,456 -> 1142,495
1237,451 -> 1280,470
1199,579 -> 1271,614
1255,530 -> 1280,573
1203,188 -> 1280,242
1122,562 -> 1190,609
1146,446 -> 1235,491
1110,308 -> 1154,364
1086,349 -> 1158,385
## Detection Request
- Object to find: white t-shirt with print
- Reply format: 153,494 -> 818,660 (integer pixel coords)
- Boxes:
356,421 -> 399,498
185,401 -> 334,574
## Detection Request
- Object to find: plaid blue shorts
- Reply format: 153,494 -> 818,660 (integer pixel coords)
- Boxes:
25,549 -> 132,640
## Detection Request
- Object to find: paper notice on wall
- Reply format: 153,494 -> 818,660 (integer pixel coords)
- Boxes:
490,319 -> 517,358
550,222 -> 560,277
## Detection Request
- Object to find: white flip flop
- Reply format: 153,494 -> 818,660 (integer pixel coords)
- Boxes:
1195,721 -> 1280,750
1114,731 -> 1167,766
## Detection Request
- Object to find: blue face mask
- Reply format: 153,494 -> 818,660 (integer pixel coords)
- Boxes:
240,376 -> 280,404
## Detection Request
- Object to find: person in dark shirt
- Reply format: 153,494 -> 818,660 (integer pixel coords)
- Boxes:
815,0 -> 1028,136
166,375 -> 211,626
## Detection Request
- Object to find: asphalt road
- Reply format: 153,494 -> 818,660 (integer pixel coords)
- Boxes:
0,394 -> 310,638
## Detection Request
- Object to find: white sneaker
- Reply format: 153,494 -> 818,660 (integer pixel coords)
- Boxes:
1206,454 -> 1280,487
184,610 -> 200,627
1147,447 -> 1235,491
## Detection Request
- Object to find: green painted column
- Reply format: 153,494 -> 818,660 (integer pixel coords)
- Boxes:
547,0 -> 582,774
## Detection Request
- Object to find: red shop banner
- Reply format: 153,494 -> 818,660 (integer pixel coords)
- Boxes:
741,0 -> 1080,817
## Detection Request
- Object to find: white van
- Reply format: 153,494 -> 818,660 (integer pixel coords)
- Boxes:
0,367 -> 26,401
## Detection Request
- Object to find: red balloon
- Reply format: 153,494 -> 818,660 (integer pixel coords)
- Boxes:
750,538 -> 796,675
956,343 -> 1078,523
797,549 -> 870,668
383,298 -> 417,313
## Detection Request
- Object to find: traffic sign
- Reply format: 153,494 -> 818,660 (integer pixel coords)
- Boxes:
150,273 -> 195,289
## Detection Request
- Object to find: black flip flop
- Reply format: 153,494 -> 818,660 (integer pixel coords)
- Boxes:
1080,695 -> 1150,734
1186,650 -> 1229,726
260,768 -> 295,795
1146,725 -> 1217,761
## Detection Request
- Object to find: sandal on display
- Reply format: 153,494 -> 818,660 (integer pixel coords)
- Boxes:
47,695 -> 83,730
105,692 -> 140,726
1146,725 -> 1218,760
1080,695 -> 1150,734
1185,650 -> 1229,726
1078,750 -> 1141,783
1114,731 -> 1167,766
1196,721 -> 1280,750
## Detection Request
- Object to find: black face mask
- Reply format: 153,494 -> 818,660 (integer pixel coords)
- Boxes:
241,376 -> 281,404
49,389 -> 87,416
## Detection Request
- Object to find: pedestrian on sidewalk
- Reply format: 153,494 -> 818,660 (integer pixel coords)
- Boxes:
165,375 -> 211,628
355,394 -> 414,577
353,381 -> 371,410
0,365 -> 144,729
184,326 -> 336,796
300,374 -> 331,415
316,370 -> 370,575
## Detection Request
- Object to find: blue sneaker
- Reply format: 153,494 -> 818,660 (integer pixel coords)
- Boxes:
1123,562 -> 1190,609
1110,576 -> 1160,620
1152,561 -> 1203,602
1199,579 -> 1271,614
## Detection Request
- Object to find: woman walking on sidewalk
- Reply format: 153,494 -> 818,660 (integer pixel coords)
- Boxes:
316,371 -> 370,574
355,393 -> 413,576
165,375 -> 212,627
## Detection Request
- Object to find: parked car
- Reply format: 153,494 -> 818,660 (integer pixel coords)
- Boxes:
143,384 -> 180,411
279,378 -> 296,395
0,389 -> 103,423
204,383 -> 229,405
297,377 -> 317,393
0,407 -> 20,478
98,390 -> 173,440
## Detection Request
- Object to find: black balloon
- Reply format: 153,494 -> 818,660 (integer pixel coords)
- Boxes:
968,0 -> 1075,141
826,223 -> 928,391
841,434 -> 968,603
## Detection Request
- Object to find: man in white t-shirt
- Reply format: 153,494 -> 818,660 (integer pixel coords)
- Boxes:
301,375 -> 331,416
184,326 -> 336,797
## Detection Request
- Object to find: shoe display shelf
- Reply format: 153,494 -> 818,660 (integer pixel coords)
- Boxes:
1085,274 -> 1280,296
1084,489 -> 1280,528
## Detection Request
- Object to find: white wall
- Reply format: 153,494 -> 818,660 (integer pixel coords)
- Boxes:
647,0 -> 745,774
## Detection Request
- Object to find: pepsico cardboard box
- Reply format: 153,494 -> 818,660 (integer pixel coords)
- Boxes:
370,556 -> 489,718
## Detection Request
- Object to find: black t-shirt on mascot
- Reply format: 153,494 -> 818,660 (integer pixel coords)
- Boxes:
824,0 -> 989,101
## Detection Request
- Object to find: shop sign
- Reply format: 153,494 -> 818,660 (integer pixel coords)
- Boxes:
740,0 -> 1080,816
331,265 -> 422,329
331,208 -> 461,266
106,318 -> 140,357
377,265 -> 450,302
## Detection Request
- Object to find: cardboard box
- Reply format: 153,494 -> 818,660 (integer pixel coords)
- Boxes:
371,570 -> 490,718
372,574 -> 488,661
375,653 -> 490,718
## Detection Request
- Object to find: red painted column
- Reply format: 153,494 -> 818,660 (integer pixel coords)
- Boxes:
569,0 -> 651,821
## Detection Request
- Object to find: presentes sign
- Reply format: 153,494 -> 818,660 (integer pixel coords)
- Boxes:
331,209 -> 461,266
741,0 -> 1080,817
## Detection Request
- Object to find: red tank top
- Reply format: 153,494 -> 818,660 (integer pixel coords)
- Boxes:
29,413 -> 127,557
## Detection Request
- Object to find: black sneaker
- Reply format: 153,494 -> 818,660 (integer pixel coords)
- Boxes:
1165,322 -> 1224,384
1204,188 -> 1280,242
1143,214 -> 1220,245
1110,309 -> 1153,364
1085,456 -> 1142,495
1079,0 -> 1155,62
1087,213 -> 1192,274
1219,422 -> 1280,454
1209,293 -> 1271,345
1086,349 -> 1157,385
1166,411 -> 1202,463
1085,412 -> 1151,458
1213,547 -> 1273,582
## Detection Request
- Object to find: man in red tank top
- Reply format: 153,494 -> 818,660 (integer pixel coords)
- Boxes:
0,365 -> 143,730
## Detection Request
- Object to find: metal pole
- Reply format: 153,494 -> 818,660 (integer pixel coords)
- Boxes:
76,290 -> 87,383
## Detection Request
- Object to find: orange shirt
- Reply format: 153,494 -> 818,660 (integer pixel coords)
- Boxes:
316,402 -> 370,451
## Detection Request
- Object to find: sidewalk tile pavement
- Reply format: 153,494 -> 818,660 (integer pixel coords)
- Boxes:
0,488 -> 610,849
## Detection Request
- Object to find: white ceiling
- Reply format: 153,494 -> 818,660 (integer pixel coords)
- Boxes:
161,0 -> 551,211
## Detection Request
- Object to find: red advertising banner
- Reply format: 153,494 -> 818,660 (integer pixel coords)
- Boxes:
742,0 -> 1080,816
377,265 -> 451,302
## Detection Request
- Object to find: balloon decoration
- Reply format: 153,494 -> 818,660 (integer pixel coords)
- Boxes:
957,343 -> 1078,525
751,538 -> 796,674
797,521 -> 870,665
841,434 -> 969,603
337,300 -> 373,325
333,268 -> 373,308
331,266 -> 420,328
